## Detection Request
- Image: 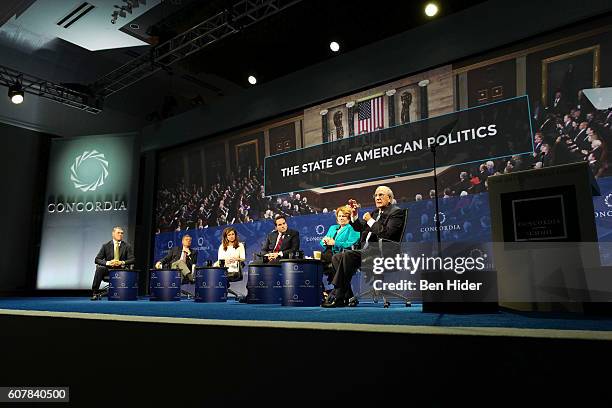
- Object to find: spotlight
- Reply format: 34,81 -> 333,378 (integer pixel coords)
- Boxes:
424,3 -> 439,17
248,75 -> 257,85
329,41 -> 340,52
8,84 -> 24,104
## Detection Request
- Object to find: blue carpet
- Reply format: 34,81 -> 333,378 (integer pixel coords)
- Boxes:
1,297 -> 612,332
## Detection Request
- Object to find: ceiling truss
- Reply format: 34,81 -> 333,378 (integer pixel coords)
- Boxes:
0,0 -> 302,114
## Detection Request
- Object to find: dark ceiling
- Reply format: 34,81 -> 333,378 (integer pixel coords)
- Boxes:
136,0 -> 487,87
0,0 -> 488,124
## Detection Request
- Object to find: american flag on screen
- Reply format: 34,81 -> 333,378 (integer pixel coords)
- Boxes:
357,95 -> 384,134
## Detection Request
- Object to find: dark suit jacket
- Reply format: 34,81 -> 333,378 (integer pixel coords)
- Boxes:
351,205 -> 405,245
261,228 -> 300,257
540,152 -> 554,167
159,246 -> 198,270
94,240 -> 135,267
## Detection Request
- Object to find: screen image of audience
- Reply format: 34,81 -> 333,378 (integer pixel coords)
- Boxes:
408,91 -> 612,202
155,166 -> 317,232
530,90 -> 611,177
155,90 -> 611,229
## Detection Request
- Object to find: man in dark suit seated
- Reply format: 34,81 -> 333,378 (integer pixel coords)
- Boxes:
322,186 -> 405,308
91,226 -> 135,300
155,234 -> 198,282
260,215 -> 300,262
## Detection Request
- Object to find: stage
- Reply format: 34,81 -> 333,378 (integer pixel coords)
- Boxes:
2,297 -> 612,340
2,296 -> 612,404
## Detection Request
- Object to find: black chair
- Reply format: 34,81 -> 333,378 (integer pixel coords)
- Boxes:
227,261 -> 246,301
348,208 -> 412,308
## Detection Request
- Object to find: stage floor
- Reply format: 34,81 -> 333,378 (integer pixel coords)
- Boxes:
1,297 -> 612,340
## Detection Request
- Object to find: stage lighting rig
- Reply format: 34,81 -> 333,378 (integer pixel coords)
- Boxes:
111,0 -> 146,24
0,64 -> 102,113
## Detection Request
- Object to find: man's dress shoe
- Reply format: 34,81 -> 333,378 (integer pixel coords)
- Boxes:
321,298 -> 346,308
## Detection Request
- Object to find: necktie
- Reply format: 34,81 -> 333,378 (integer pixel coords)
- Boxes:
362,211 -> 382,250
274,234 -> 283,252
113,241 -> 120,261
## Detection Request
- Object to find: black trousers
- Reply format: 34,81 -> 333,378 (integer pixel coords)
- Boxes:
92,265 -> 109,291
331,250 -> 362,299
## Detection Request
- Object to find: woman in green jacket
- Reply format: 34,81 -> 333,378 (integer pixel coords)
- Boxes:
320,205 -> 361,286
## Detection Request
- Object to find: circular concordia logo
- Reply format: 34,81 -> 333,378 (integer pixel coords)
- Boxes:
316,225 -> 326,235
70,150 -> 109,192
433,211 -> 446,224
604,193 -> 612,208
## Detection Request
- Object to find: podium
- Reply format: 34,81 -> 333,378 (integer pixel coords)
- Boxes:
149,269 -> 182,301
108,269 -> 139,301
279,259 -> 323,307
194,266 -> 228,303
246,262 -> 282,304
487,162 -> 602,312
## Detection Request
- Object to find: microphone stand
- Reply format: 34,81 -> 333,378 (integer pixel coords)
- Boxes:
430,143 -> 442,257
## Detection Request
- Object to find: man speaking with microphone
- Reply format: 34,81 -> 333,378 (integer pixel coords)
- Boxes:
322,186 -> 405,307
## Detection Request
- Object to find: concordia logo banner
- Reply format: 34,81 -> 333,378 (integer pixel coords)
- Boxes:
264,96 -> 534,196
37,134 -> 136,289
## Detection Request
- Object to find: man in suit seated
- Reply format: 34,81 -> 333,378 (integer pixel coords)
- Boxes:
260,215 -> 300,262
322,186 -> 405,308
155,234 -> 198,282
91,226 -> 135,300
